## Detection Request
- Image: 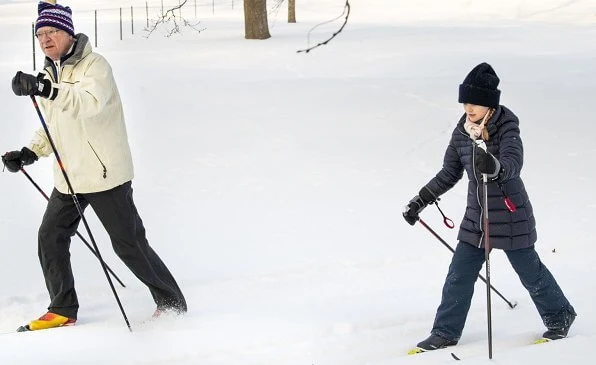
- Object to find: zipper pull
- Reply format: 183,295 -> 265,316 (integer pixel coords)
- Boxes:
498,183 -> 516,212
504,197 -> 516,212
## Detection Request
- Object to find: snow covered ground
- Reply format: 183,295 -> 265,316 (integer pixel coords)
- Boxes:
0,0 -> 595,364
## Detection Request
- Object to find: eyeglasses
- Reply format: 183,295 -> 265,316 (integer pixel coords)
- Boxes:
35,29 -> 62,39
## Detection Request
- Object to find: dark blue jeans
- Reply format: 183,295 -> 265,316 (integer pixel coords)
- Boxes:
431,242 -> 575,341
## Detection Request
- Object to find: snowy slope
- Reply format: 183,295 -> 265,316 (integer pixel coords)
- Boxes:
0,0 -> 595,364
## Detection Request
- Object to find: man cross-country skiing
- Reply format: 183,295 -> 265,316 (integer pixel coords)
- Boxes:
2,1 -> 187,331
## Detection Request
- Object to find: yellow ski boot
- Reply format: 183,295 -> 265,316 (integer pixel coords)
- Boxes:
17,312 -> 76,332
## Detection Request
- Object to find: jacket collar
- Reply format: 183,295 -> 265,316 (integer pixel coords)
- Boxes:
456,105 -> 503,139
44,33 -> 91,69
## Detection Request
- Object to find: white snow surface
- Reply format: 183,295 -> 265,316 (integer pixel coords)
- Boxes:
0,0 -> 595,364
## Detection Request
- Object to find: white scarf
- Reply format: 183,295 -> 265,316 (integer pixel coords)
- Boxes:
463,110 -> 492,140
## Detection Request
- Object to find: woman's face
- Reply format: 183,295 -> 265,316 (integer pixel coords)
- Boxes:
463,103 -> 489,123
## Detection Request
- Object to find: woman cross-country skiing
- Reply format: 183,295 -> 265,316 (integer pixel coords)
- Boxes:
403,62 -> 576,353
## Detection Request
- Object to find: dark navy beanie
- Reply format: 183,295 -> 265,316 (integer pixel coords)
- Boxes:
458,63 -> 501,108
35,1 -> 75,37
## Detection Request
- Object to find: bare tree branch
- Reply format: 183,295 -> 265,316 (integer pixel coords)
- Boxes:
265,0 -> 285,29
270,0 -> 296,23
270,0 -> 285,14
297,0 -> 350,54
145,0 -> 205,38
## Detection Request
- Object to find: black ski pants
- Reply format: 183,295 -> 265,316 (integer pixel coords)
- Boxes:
38,181 -> 187,319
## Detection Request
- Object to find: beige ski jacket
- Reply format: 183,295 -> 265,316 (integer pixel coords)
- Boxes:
28,33 -> 134,194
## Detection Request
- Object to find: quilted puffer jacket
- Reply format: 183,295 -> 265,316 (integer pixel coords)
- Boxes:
424,106 -> 537,250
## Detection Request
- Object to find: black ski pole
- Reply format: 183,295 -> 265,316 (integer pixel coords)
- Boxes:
29,96 -> 132,332
19,167 -> 126,288
418,217 -> 517,309
475,140 -> 493,359
482,170 -> 493,359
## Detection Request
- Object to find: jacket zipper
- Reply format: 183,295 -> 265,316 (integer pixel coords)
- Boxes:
472,142 -> 485,248
47,63 -> 108,181
457,125 -> 485,247
88,142 -> 107,179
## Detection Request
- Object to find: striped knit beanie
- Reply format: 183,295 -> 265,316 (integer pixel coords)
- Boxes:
35,1 -> 75,37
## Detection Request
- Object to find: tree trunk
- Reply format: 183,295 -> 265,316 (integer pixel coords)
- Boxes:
244,0 -> 271,39
288,0 -> 296,23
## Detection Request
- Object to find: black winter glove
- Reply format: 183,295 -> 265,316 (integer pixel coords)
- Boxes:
403,186 -> 437,226
12,71 -> 53,99
2,147 -> 38,173
474,146 -> 500,178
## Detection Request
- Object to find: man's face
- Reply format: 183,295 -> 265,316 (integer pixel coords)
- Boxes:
36,26 -> 73,61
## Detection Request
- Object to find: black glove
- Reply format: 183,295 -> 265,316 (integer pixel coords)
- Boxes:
403,186 -> 437,226
2,147 -> 38,173
12,72 -> 53,98
474,147 -> 499,176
